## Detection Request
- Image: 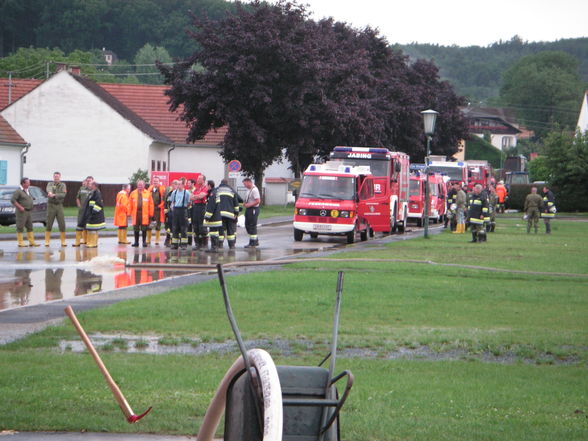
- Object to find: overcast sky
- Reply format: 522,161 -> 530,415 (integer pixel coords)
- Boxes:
262,0 -> 588,47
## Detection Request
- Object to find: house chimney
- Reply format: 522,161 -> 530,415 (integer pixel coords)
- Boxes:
70,66 -> 81,75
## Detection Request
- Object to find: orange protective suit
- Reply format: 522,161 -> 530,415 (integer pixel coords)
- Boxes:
114,190 -> 130,227
496,184 -> 508,203
148,184 -> 166,223
128,189 -> 154,226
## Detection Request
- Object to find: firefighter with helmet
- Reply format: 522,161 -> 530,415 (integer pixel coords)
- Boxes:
467,183 -> 489,242
542,186 -> 556,234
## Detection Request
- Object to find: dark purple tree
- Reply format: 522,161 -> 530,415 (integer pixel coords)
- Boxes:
159,0 -> 469,184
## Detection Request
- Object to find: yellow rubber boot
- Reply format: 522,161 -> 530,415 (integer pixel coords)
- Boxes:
121,228 -> 130,244
60,232 -> 67,247
147,230 -> 152,245
17,232 -> 27,247
45,231 -> 51,247
81,230 -> 87,245
86,231 -> 95,248
27,231 -> 40,247
155,230 -> 161,245
72,230 -> 82,247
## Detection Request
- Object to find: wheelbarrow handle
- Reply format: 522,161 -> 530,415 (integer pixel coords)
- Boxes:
320,369 -> 354,435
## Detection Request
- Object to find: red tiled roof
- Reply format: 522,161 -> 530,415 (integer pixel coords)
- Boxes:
99,82 -> 227,146
0,78 -> 43,110
0,75 -> 226,146
0,114 -> 27,145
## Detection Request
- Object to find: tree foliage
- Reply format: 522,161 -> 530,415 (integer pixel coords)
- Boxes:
159,0 -> 468,182
500,51 -> 586,138
134,44 -> 172,85
542,130 -> 588,211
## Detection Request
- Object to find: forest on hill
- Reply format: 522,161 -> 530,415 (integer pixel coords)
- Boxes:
398,36 -> 588,103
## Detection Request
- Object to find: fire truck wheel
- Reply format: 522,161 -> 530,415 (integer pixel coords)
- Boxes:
390,206 -> 398,234
360,228 -> 368,241
398,209 -> 407,233
294,228 -> 304,241
346,228 -> 355,244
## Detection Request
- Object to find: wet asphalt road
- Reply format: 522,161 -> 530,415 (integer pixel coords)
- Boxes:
0,216 -> 440,344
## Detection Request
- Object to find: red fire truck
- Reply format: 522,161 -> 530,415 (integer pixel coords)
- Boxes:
427,159 -> 468,189
407,172 -> 447,226
293,163 -> 376,243
466,160 -> 493,190
150,171 -> 201,187
328,146 -> 410,233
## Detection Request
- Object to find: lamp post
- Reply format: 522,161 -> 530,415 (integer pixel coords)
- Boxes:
421,109 -> 438,238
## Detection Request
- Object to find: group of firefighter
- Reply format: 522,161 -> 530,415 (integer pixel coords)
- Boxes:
444,179 -> 555,243
113,175 -> 260,252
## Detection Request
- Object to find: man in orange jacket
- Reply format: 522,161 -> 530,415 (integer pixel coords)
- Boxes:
495,180 -> 508,214
128,180 -> 154,247
114,184 -> 131,244
147,176 -> 166,245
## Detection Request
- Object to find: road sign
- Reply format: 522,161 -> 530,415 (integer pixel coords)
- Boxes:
228,160 -> 241,172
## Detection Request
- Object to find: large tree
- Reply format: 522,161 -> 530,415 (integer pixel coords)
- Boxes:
159,0 -> 468,182
500,51 -> 586,138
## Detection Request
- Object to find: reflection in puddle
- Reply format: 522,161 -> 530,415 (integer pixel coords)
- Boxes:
0,245 -> 296,311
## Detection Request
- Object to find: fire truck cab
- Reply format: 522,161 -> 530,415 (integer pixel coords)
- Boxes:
466,160 -> 493,190
428,159 -> 468,189
328,146 -> 410,234
407,172 -> 446,226
293,163 -> 376,243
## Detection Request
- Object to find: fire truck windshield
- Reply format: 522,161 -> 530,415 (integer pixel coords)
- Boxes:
409,179 -> 421,197
428,165 -> 463,181
329,158 -> 388,177
299,175 -> 356,200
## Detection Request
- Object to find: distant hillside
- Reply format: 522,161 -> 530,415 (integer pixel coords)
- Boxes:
397,36 -> 588,103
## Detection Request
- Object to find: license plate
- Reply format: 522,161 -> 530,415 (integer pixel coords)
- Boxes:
312,224 -> 332,231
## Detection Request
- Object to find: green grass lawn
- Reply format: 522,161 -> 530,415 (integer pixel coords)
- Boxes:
0,216 -> 586,440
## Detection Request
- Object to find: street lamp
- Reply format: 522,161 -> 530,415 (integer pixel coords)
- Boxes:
421,109 -> 438,238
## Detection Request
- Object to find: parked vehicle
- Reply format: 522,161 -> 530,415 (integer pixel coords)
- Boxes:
329,146 -> 410,233
0,185 -> 48,226
428,159 -> 468,189
407,172 -> 446,226
466,160 -> 493,190
293,163 -> 375,243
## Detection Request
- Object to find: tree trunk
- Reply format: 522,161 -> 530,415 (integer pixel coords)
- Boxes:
253,169 -> 265,206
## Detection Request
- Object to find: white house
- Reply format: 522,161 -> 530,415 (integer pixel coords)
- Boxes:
577,91 -> 588,134
0,115 -> 29,185
461,107 -> 521,151
0,70 -> 227,189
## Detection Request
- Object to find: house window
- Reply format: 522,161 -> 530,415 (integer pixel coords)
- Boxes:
0,160 -> 7,185
151,160 -> 156,171
157,160 -> 161,171
502,137 -> 513,149
162,161 -> 167,172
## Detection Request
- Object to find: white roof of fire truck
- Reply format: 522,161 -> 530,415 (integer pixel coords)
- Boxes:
304,162 -> 372,176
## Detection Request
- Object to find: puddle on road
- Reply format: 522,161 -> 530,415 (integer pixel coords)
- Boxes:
0,243 -> 335,311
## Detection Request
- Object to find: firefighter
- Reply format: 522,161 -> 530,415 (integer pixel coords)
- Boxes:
243,177 -> 261,248
80,180 -> 105,248
445,183 -> 457,230
163,180 -> 177,247
487,185 -> 498,233
185,179 -> 196,246
467,183 -> 489,243
11,177 -> 40,247
128,180 -> 154,247
542,186 -> 556,234
74,176 -> 93,246
148,176 -> 166,245
452,182 -> 467,234
203,180 -> 222,252
167,180 -> 191,249
45,171 -> 68,247
216,179 -> 241,249
523,187 -> 543,234
114,184 -> 131,244
191,174 -> 209,250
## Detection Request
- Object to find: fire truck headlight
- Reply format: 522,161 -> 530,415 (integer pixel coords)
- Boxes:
331,210 -> 339,218
339,210 -> 351,218
297,208 -> 307,216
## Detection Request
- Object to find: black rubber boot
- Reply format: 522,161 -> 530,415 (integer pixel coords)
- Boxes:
228,240 -> 236,249
470,232 -> 477,243
132,231 -> 140,247
546,223 -> 551,234
207,236 -> 218,253
142,230 -> 148,247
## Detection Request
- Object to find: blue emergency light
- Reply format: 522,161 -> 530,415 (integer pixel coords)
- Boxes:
344,166 -> 351,173
309,165 -> 316,171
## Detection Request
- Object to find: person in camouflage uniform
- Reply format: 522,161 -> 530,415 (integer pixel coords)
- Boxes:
523,187 -> 543,234
486,185 -> 498,233
11,177 -> 40,247
45,171 -> 67,247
